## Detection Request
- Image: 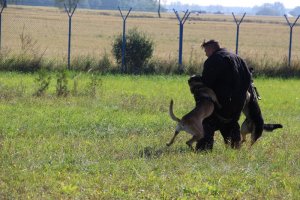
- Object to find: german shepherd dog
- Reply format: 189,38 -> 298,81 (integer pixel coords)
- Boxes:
166,77 -> 221,150
241,82 -> 282,145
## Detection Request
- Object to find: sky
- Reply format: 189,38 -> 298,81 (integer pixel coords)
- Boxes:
165,0 -> 299,9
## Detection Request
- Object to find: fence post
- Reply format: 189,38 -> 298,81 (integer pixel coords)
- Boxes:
64,3 -> 77,70
0,3 -> 5,50
232,12 -> 246,55
158,0 -> 161,18
118,7 -> 132,73
284,14 -> 300,66
173,9 -> 191,72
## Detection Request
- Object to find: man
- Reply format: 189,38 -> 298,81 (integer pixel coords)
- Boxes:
195,40 -> 251,151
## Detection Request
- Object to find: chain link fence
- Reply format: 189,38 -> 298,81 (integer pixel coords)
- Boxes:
1,4 -> 300,72
2,5 -> 105,63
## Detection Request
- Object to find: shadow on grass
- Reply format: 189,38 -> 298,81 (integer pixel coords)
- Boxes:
138,145 -> 210,159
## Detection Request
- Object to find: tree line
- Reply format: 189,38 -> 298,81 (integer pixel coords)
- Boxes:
4,0 -> 162,11
167,2 -> 300,16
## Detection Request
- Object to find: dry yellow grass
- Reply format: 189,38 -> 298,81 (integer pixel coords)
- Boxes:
2,5 -> 300,64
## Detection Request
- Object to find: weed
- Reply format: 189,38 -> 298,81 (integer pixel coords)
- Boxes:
71,73 -> 81,96
56,70 -> 69,97
86,74 -> 102,98
34,70 -> 51,97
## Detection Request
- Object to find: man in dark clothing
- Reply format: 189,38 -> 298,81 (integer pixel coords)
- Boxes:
195,40 -> 251,151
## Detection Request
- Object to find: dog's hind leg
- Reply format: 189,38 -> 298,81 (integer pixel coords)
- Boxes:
250,116 -> 264,145
185,123 -> 205,151
241,119 -> 252,143
186,135 -> 198,151
166,130 -> 180,147
247,97 -> 264,145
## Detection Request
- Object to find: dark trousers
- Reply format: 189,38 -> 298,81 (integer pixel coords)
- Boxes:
195,112 -> 242,151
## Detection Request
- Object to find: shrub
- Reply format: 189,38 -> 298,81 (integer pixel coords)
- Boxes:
34,70 -> 51,97
96,52 -> 112,73
112,28 -> 154,74
86,74 -> 102,98
56,70 -> 69,97
0,53 -> 43,72
70,53 -> 113,74
71,55 -> 97,71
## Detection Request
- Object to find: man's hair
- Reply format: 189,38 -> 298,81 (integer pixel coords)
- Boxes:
201,40 -> 220,50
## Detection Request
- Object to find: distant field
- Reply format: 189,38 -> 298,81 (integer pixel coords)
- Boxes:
3,5 -> 300,64
0,73 -> 299,199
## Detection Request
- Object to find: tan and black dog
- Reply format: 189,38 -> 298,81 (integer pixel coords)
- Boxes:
167,78 -> 220,150
241,87 -> 282,145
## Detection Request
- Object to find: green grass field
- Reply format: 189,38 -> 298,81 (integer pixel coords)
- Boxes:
0,73 -> 299,199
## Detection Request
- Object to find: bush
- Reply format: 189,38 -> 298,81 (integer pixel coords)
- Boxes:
70,53 -> 112,73
96,52 -> 112,73
34,69 -> 51,97
56,70 -> 69,97
112,28 -> 154,74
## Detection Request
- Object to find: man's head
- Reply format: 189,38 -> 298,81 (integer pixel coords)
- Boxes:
201,40 -> 220,57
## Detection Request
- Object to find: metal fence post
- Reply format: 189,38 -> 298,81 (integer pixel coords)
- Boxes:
64,3 -> 77,70
0,4 -> 5,50
173,9 -> 191,72
284,14 -> 300,66
158,0 -> 161,18
232,12 -> 246,55
118,7 -> 132,73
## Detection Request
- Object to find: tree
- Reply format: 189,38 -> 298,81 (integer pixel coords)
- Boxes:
289,6 -> 300,16
112,28 -> 154,74
0,0 -> 7,8
119,0 -> 158,11
6,0 -> 164,11
99,0 -> 119,9
255,2 -> 286,16
55,0 -> 79,10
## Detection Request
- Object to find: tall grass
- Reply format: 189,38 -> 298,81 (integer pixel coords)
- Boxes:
0,73 -> 299,199
1,50 -> 300,76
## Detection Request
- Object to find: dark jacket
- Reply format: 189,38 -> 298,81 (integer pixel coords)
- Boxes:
202,48 -> 251,120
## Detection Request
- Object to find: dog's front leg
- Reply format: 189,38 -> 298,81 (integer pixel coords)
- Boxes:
166,130 -> 180,146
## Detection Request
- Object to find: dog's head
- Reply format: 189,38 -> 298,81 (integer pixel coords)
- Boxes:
188,75 -> 205,93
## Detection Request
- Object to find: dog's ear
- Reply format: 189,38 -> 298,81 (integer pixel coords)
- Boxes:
188,75 -> 203,84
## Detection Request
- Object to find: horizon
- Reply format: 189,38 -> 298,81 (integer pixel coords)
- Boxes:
165,0 -> 299,9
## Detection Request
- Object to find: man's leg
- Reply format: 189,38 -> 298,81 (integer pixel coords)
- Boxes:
219,124 -> 231,146
220,121 -> 241,149
229,121 -> 241,149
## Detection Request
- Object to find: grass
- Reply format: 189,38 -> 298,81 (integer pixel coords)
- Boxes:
0,73 -> 299,199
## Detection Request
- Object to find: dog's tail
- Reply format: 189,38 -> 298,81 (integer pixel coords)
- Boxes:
263,124 -> 283,132
169,99 -> 180,122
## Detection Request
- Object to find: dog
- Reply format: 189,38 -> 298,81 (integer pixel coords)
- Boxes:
166,77 -> 221,150
241,85 -> 283,145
